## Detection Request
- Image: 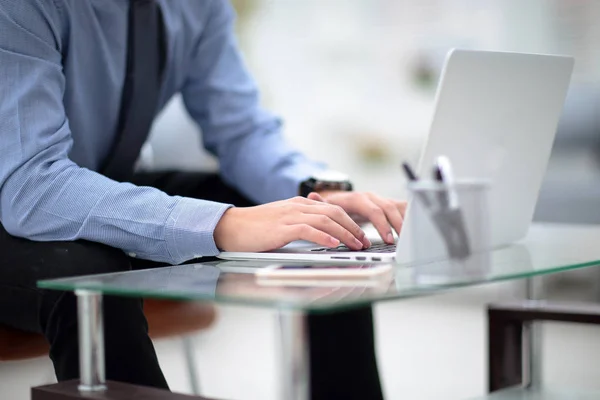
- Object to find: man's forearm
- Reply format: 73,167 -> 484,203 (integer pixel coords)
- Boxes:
2,157 -> 231,264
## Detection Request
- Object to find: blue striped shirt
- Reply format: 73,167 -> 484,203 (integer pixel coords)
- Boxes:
0,0 -> 324,264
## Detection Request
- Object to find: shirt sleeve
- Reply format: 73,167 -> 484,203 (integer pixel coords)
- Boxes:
0,0 -> 230,264
181,0 -> 327,204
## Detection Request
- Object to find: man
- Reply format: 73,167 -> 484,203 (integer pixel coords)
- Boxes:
0,0 -> 404,398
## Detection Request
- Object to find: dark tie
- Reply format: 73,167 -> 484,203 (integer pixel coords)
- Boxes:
102,0 -> 166,182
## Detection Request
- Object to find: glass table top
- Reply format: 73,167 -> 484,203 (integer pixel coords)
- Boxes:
38,224 -> 600,313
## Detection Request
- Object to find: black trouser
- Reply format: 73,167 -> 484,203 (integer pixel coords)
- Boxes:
0,172 -> 383,400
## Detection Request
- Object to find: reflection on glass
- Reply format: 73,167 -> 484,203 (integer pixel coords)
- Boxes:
37,226 -> 600,313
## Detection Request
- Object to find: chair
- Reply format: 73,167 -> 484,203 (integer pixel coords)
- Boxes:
0,299 -> 216,395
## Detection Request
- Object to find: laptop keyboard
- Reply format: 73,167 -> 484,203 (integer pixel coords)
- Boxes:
310,243 -> 396,253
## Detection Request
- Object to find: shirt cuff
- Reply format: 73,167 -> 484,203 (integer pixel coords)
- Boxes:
165,197 -> 233,264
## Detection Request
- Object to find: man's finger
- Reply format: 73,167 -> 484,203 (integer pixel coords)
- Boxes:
307,192 -> 326,202
369,196 -> 404,235
395,200 -> 408,217
301,214 -> 364,250
287,224 -> 340,248
349,196 -> 394,244
300,204 -> 368,247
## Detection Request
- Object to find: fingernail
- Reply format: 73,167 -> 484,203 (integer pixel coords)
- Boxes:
387,233 -> 394,244
363,237 -> 371,248
354,238 -> 363,249
329,237 -> 340,247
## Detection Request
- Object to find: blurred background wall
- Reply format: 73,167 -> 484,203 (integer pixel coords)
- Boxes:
148,0 -> 600,220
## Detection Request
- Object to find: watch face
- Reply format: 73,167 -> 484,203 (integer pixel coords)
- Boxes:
312,170 -> 350,182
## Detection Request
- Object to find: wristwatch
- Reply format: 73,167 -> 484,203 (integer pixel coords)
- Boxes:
299,171 -> 353,197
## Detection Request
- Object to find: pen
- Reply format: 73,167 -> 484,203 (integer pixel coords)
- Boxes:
402,162 -> 431,207
432,156 -> 471,259
433,164 -> 443,182
402,162 -> 419,182
432,163 -> 449,209
435,156 -> 455,185
435,156 -> 459,209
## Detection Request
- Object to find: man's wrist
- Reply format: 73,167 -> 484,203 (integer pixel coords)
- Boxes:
213,207 -> 239,252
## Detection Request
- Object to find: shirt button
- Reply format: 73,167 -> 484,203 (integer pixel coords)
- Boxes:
128,252 -> 137,258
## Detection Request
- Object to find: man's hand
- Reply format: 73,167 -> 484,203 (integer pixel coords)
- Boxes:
308,191 -> 407,245
214,197 -> 371,252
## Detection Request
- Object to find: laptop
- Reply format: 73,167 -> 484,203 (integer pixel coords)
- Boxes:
218,49 -> 574,263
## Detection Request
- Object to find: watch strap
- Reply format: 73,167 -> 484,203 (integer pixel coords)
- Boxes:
299,177 -> 353,197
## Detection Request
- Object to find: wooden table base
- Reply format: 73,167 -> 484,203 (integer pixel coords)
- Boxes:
32,380 -> 220,400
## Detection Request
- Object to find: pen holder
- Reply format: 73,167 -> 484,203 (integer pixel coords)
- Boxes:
406,180 -> 491,282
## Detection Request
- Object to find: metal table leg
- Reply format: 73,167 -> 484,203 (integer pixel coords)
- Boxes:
182,335 -> 202,395
525,277 -> 544,389
75,289 -> 106,392
278,310 -> 310,400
